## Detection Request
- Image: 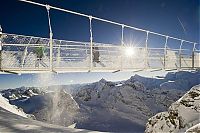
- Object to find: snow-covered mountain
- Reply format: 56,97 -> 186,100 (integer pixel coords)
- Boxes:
145,84 -> 200,133
129,71 -> 200,90
8,89 -> 80,127
33,90 -> 79,127
72,71 -> 199,132
1,86 -> 44,100
73,77 -> 186,132
0,89 -> 103,132
160,71 -> 200,90
1,70 -> 199,132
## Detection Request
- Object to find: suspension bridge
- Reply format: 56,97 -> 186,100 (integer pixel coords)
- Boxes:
0,0 -> 199,74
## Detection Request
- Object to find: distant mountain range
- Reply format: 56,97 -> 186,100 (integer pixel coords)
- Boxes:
1,70 -> 199,132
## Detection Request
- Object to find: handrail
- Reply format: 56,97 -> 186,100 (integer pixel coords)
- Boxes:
18,0 -> 199,45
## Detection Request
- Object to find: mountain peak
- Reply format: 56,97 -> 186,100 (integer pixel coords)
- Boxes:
99,78 -> 107,83
129,74 -> 144,81
145,84 -> 200,133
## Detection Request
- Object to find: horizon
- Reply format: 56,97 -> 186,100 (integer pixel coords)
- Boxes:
0,69 -> 189,90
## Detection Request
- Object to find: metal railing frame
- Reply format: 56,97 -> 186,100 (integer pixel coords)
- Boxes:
0,0 -> 199,73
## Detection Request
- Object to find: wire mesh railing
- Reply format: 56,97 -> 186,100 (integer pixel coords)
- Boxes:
0,33 -> 199,73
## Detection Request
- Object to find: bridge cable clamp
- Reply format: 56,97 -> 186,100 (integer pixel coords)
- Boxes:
45,4 -> 50,11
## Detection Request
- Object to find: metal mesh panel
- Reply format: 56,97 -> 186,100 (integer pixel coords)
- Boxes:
0,33 -> 198,73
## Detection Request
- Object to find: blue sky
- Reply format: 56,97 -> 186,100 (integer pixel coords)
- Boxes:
0,0 -> 199,89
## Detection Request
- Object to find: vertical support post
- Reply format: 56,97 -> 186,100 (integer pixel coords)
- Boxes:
49,32 -> 53,71
121,24 -> 124,71
0,25 -> 2,70
179,40 -> 184,70
163,36 -> 168,69
21,47 -> 28,68
21,38 -> 32,68
46,5 -> 53,71
84,43 -> 87,55
192,43 -> 196,69
56,41 -> 61,68
145,31 -> 149,69
89,16 -> 93,71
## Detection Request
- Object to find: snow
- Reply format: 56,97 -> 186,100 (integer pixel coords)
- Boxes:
0,107 -> 103,133
9,90 -> 80,127
68,123 -> 77,129
0,90 -> 104,132
145,84 -> 200,133
0,87 -> 41,100
1,70 -> 199,132
186,123 -> 200,133
0,94 -> 27,118
115,83 -> 123,87
73,72 -> 193,132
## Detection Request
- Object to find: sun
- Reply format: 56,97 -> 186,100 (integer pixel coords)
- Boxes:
124,47 -> 135,57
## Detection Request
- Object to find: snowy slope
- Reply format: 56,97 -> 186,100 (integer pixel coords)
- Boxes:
186,123 -> 200,133
33,90 -> 80,127
0,93 -> 28,118
145,84 -> 200,133
74,79 -> 148,132
0,107 -> 103,133
10,90 -> 80,127
0,91 -> 104,132
160,71 -> 200,90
